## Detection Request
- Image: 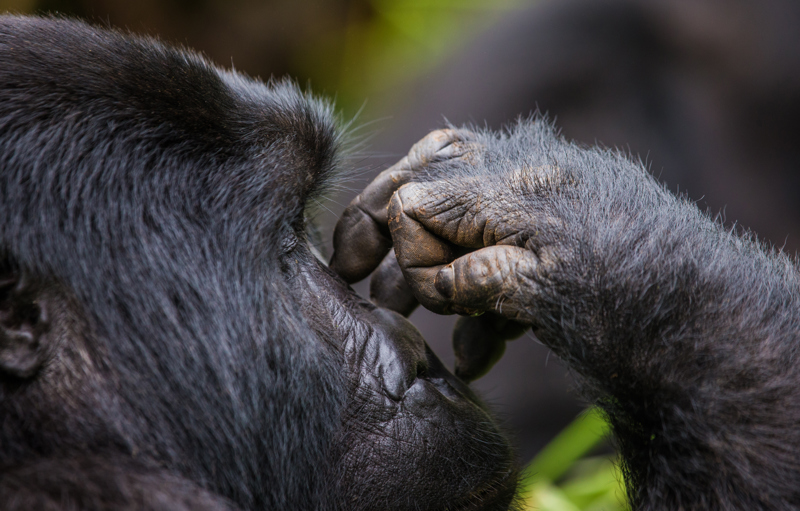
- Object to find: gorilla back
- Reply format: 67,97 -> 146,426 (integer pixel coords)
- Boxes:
0,16 -> 517,511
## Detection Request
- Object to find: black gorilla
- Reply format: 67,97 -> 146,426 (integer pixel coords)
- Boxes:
331,121 -> 800,510
0,16 -> 517,511
3,13 -> 797,511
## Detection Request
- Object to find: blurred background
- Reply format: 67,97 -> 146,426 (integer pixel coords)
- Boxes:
3,0 -> 799,499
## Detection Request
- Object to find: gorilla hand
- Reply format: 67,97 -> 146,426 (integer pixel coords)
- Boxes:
330,128 -> 542,381
329,128 -> 481,286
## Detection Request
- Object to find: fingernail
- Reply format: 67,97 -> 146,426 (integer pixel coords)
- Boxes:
435,265 -> 454,299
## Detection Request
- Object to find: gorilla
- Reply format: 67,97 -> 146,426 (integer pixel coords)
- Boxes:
0,16 -> 517,511
2,12 -> 797,511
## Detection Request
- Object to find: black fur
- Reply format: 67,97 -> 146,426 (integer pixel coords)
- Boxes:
0,16 -> 516,511
415,119 -> 800,509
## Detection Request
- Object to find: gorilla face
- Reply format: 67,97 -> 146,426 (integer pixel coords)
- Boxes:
0,15 -> 517,511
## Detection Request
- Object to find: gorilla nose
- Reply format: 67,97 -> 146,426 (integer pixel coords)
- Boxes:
356,308 -> 429,401
350,307 -> 474,403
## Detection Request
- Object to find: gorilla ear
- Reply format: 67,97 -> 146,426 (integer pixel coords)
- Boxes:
0,273 -> 50,378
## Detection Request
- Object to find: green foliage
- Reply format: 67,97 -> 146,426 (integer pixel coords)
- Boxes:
519,408 -> 629,511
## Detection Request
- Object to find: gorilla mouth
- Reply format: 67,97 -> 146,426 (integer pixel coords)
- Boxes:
340,307 -> 520,511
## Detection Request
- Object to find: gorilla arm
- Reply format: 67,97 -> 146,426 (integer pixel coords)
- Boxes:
331,121 -> 800,510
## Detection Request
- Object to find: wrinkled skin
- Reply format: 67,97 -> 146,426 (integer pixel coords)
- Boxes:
332,123 -> 800,510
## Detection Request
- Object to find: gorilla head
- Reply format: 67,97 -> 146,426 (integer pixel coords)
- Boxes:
0,16 -> 517,511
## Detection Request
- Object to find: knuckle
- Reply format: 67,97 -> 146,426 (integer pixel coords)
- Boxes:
394,183 -> 425,213
408,129 -> 480,168
388,169 -> 411,186
464,252 -> 505,287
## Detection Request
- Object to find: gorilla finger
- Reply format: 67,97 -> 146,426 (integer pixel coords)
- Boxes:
349,160 -> 416,226
329,204 -> 394,283
406,128 -> 480,168
434,245 -> 538,321
389,191 -> 458,314
329,161 -> 415,282
453,314 -> 530,382
452,316 -> 507,383
370,249 -> 419,317
389,192 -> 458,268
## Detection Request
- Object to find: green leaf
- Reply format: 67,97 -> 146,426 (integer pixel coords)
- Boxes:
560,457 -> 623,508
526,481 -> 582,511
523,407 -> 611,483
